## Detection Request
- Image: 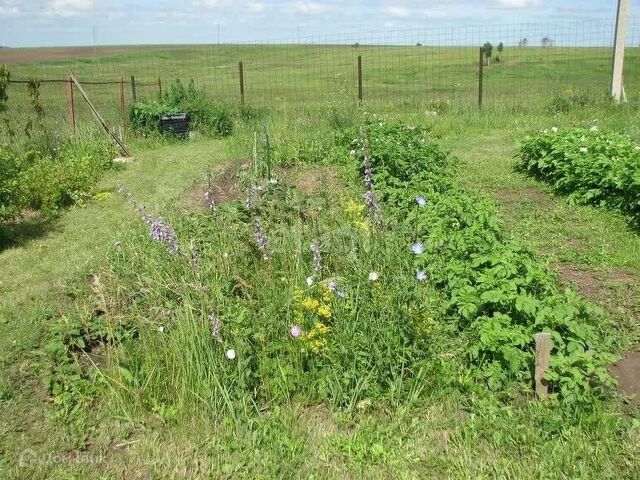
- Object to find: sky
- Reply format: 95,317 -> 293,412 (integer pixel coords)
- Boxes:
0,0 -> 639,47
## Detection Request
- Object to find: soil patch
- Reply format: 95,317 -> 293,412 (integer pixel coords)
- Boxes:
279,165 -> 343,195
187,159 -> 247,208
553,263 -> 637,300
495,187 -> 551,206
609,352 -> 640,405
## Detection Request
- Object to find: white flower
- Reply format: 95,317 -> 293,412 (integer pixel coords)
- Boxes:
580,136 -> 586,142
411,241 -> 424,255
368,271 -> 379,281
551,127 -> 558,133
579,147 -> 588,153
269,177 -> 278,184
543,129 -> 549,134
226,349 -> 236,360
590,125 -> 599,132
416,270 -> 427,282
350,149 -> 356,156
416,196 -> 427,207
306,276 -> 314,286
157,326 -> 165,333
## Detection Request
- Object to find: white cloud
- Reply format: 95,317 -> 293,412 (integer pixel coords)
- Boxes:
493,0 -> 542,8
0,0 -> 20,17
384,6 -> 409,17
292,1 -> 327,14
384,6 -> 410,17
46,0 -> 93,16
247,2 -> 265,13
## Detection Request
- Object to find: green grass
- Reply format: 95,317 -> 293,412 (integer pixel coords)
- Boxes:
2,43 -> 639,138
1,100 -> 640,478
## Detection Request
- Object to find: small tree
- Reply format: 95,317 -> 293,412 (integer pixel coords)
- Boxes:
541,37 -> 554,47
495,42 -> 504,62
518,37 -> 528,47
482,42 -> 493,65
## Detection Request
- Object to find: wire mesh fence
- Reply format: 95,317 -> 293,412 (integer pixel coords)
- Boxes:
1,18 -> 639,139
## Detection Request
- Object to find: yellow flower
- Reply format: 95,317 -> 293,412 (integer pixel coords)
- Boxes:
344,199 -> 365,215
301,297 -> 320,311
317,304 -> 332,319
355,220 -> 370,232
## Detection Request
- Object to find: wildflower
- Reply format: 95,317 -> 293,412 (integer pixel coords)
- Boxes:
253,218 -> 270,260
411,241 -> 424,255
350,149 -> 356,156
416,196 -> 427,207
543,129 -> 549,134
157,326 -> 165,333
368,271 -> 379,281
416,270 -> 428,282
203,190 -> 216,210
269,177 -> 278,184
291,325 -> 302,338
209,312 -> 222,340
244,184 -> 259,211
310,240 -> 322,272
327,279 -> 346,298
590,125 -> 599,132
551,127 -> 558,133
225,349 -> 236,360
302,297 -> 320,311
317,305 -> 332,319
579,147 -> 588,153
306,276 -> 315,286
150,217 -> 180,254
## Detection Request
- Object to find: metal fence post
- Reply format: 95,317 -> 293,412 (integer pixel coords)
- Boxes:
239,61 -> 245,104
357,55 -> 363,103
66,76 -> 76,135
130,75 -> 137,103
478,47 -> 484,108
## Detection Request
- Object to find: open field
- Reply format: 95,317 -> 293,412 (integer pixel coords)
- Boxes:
2,42 -> 640,137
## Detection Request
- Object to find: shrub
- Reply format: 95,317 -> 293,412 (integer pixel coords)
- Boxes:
129,79 -> 234,137
517,127 -> 640,229
0,144 -> 25,220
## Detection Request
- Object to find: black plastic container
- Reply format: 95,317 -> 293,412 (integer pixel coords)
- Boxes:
158,113 -> 190,136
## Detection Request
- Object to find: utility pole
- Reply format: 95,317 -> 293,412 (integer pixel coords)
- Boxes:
611,0 -> 629,102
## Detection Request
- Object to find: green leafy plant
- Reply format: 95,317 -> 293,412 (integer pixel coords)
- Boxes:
0,64 -> 9,112
517,127 -> 640,229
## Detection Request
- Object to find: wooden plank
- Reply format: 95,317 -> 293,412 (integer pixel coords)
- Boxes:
69,71 -> 131,157
534,333 -> 553,397
157,77 -> 162,98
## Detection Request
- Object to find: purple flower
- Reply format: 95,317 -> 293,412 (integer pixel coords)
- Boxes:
254,218 -> 270,260
327,279 -> 346,298
290,325 -> 302,338
416,196 -> 427,207
311,240 -> 323,272
416,270 -> 428,282
203,190 -> 216,210
149,217 -> 180,254
209,312 -> 222,341
411,241 -> 424,255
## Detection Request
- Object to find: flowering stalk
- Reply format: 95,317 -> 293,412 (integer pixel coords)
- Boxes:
311,240 -> 322,273
209,311 -> 222,341
253,217 -> 270,260
360,130 -> 382,226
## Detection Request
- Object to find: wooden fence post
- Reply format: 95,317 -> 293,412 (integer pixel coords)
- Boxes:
119,77 -> 126,133
534,333 -> 553,397
357,55 -> 363,103
130,75 -> 137,103
478,47 -> 484,108
157,77 -> 162,98
238,61 -> 245,104
66,76 -> 76,135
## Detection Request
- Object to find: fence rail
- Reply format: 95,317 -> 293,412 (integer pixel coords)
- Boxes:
1,19 -> 639,139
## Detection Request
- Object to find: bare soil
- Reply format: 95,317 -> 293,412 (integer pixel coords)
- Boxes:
553,262 -> 637,301
186,159 -> 247,208
609,352 -> 640,405
279,165 -> 343,195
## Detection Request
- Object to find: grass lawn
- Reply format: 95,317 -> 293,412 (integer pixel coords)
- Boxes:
1,101 -> 639,478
